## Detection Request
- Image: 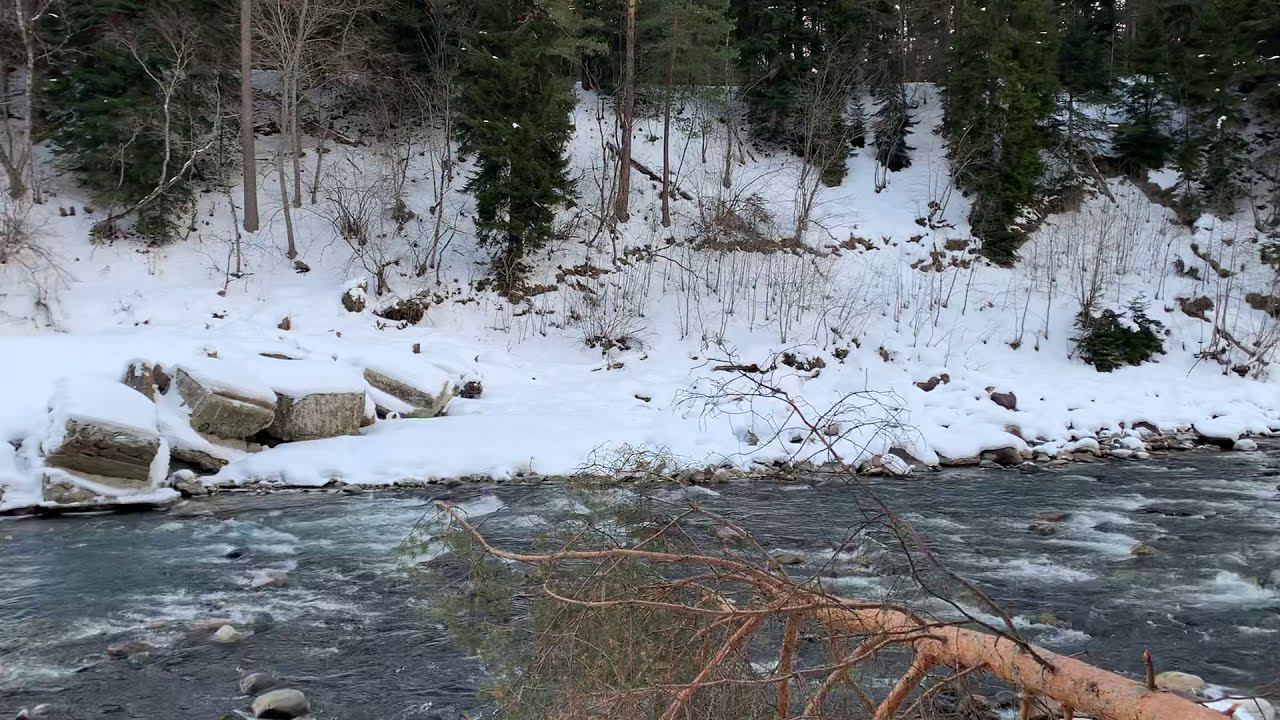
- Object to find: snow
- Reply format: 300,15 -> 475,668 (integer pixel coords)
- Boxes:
42,377 -> 160,449
1,83 -> 1278,509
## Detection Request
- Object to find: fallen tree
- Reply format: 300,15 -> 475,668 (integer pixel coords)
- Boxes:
432,500 -> 1231,720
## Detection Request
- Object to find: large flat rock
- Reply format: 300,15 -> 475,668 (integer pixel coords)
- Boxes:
41,379 -> 164,489
267,391 -> 365,441
174,365 -> 276,440
363,366 -> 453,418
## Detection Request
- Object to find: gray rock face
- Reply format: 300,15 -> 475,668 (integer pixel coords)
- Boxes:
252,689 -> 310,719
363,369 -> 452,418
43,418 -> 159,486
267,391 -> 364,441
175,369 -> 276,440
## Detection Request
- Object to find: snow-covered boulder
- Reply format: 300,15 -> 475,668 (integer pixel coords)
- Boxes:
40,379 -> 164,489
250,357 -> 367,441
174,359 -> 277,440
121,360 -> 169,400
363,364 -> 453,418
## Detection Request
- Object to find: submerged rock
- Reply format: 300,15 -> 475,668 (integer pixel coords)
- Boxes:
239,672 -> 277,695
211,624 -> 251,643
1155,671 -> 1206,693
105,640 -> 153,659
252,688 -> 309,719
1130,542 -> 1160,557
251,570 -> 289,590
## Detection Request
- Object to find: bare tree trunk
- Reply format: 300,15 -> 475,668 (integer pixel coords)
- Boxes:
613,0 -> 636,223
660,15 -> 678,229
240,0 -> 259,232
289,77 -> 302,208
310,123 -> 327,205
277,141 -> 297,259
15,0 -> 40,203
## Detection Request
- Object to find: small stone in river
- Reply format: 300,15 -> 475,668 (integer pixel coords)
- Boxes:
105,640 -> 152,659
1027,522 -> 1058,536
340,484 -> 364,495
1037,512 -> 1071,522
239,672 -> 277,695
252,688 -> 309,719
1154,670 -> 1206,693
224,547 -> 246,559
251,571 -> 289,590
189,618 -> 236,638
772,551 -> 805,566
1234,438 -> 1259,451
1130,542 -> 1160,557
716,526 -> 747,545
211,624 -> 252,643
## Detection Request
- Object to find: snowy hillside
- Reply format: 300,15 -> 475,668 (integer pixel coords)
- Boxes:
2,84 -> 1278,512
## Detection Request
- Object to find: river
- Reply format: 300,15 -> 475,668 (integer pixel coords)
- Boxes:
2,447 -> 1278,718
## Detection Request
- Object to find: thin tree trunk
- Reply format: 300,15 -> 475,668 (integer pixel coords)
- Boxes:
277,143 -> 297,259
309,123 -> 327,205
613,0 -> 637,223
15,0 -> 40,203
289,77 -> 302,209
240,0 -> 259,232
661,15 -> 678,228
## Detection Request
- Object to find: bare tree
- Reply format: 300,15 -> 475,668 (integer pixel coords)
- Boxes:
792,46 -> 854,240
0,0 -> 54,202
613,0 -> 637,223
241,0 -> 260,232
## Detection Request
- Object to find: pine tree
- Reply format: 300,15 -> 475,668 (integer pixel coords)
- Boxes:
945,0 -> 1058,264
1052,0 -> 1116,188
456,0 -> 580,289
39,0 -> 229,243
868,0 -> 913,189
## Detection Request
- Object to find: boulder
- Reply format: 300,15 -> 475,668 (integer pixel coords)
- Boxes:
239,672 -> 277,695
989,390 -> 1018,411
168,443 -> 229,474
252,689 -> 310,719
1154,671 -> 1206,694
363,367 -> 452,419
267,391 -> 364,441
458,380 -> 484,399
121,360 -> 170,400
189,618 -> 237,639
771,551 -> 805,566
174,367 -> 276,440
982,447 -> 1024,467
1234,438 -> 1259,451
169,471 -> 209,498
41,477 -> 100,505
341,282 -> 368,312
40,377 -> 166,493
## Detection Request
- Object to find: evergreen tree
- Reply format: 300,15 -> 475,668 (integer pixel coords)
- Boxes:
1051,0 -> 1116,188
456,0 -> 580,289
945,0 -> 1059,264
39,0 -> 229,243
868,0 -> 913,187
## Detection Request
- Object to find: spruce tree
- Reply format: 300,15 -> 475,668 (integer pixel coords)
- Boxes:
39,0 -> 228,243
945,0 -> 1058,264
456,0 -> 580,289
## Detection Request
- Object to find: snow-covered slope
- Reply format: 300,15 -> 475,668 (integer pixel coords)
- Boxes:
2,84 -> 1277,510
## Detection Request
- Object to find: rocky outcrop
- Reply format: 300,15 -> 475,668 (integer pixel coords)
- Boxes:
363,367 -> 452,418
175,368 -> 276,440
43,420 -> 161,489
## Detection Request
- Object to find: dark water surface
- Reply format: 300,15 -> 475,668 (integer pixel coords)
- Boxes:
2,448 -> 1278,718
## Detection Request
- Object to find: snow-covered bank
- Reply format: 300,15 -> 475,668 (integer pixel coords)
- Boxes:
2,85 -> 1278,511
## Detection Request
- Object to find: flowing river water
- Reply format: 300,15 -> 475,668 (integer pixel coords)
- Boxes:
2,447 -> 1278,719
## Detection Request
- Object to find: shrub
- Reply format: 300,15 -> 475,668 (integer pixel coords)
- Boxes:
1074,298 -> 1165,372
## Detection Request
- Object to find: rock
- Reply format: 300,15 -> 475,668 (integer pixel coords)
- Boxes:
40,477 -> 100,505
989,391 -> 1018,411
106,640 -> 152,659
277,317 -> 291,331
121,360 -> 169,400
239,672 -> 277,695
267,390 -> 365,441
716,526 -> 747,545
458,380 -> 483,399
170,471 -> 210,497
341,282 -> 368,312
982,447 -> 1023,467
1130,542 -> 1160,557
169,500 -> 213,518
252,689 -> 310,719
363,368 -> 452,419
340,484 -> 364,495
1036,512 -> 1070,522
169,443 -> 229,474
224,547 -> 246,559
43,413 -> 161,488
175,368 -> 276,440
914,374 -> 950,392
251,570 -> 289,590
1154,671 -> 1206,693
1027,522 -> 1058,536
1234,438 -> 1259,451
771,551 -> 805,566
211,624 -> 251,643
189,618 -> 237,638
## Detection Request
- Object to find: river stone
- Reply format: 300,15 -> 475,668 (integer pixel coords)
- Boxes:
982,447 -> 1024,467
1130,542 -> 1160,557
252,689 -> 310,719
240,672 -> 277,695
169,442 -> 229,474
1027,521 -> 1058,536
211,625 -> 251,643
106,640 -> 152,659
363,368 -> 452,418
175,369 -> 276,440
1155,671 -> 1206,693
43,417 -> 159,487
251,570 -> 289,590
267,391 -> 364,441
